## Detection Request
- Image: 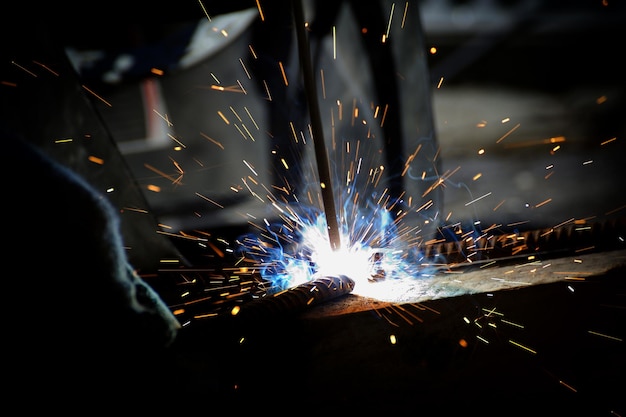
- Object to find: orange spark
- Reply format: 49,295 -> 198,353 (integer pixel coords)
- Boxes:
217,111 -> 230,124
195,192 -> 224,209
81,85 -> 111,107
495,123 -> 520,144
200,132 -> 224,149
11,60 -> 37,77
210,84 -> 245,93
144,163 -> 181,184
255,0 -> 264,21
32,61 -> 59,76
88,155 -> 104,165
278,61 -> 288,86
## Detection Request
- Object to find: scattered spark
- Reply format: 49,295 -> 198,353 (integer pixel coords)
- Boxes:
217,111 -> 230,124
167,133 -> 186,149
145,162 -> 183,185
504,136 -> 566,149
501,319 -> 524,329
243,160 -> 258,176
244,107 -> 260,130
197,0 -> 212,21
508,339 -> 536,354
332,26 -> 337,59
230,106 -> 243,122
380,103 -> 389,127
199,132 -> 224,149
553,218 -> 576,229
534,198 -> 552,208
401,2 -> 409,28
465,192 -> 492,206
121,207 -> 148,214
279,61 -> 288,86
81,84 -> 111,107
160,258 -> 185,264
54,138 -> 73,144
239,58 -> 251,79
495,123 -> 521,144
195,192 -> 224,209
385,2 -> 395,40
32,60 -> 59,76
255,0 -> 264,21
88,155 -> 104,165
559,380 -> 577,393
152,109 -> 174,127
587,330 -> 622,342
493,200 -> 505,211
482,307 -> 503,317
11,60 -> 37,77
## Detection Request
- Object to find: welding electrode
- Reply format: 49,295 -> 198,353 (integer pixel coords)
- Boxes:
292,0 -> 342,251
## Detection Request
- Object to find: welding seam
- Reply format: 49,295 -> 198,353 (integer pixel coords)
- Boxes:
236,274 -> 355,318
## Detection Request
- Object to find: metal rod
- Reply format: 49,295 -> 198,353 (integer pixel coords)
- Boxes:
292,0 -> 342,251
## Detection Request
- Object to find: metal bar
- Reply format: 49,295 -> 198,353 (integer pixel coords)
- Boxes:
292,0 -> 342,251
236,274 -> 355,319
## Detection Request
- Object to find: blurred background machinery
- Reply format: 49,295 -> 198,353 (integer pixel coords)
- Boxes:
59,0 -> 625,234
3,0 -> 625,270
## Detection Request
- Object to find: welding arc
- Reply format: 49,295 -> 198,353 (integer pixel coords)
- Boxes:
292,0 -> 342,251
235,275 -> 355,319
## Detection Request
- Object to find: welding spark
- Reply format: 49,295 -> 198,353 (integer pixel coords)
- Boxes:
234,189 -> 440,300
